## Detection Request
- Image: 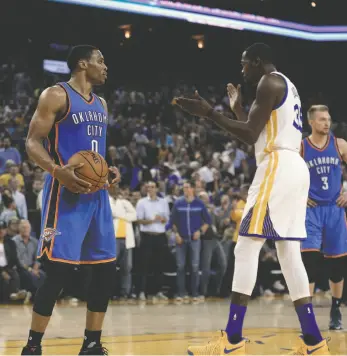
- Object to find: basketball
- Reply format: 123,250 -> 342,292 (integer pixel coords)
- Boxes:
68,150 -> 109,193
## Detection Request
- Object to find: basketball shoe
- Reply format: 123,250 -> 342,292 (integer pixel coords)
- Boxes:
79,344 -> 109,355
290,336 -> 330,355
21,345 -> 42,355
187,331 -> 246,355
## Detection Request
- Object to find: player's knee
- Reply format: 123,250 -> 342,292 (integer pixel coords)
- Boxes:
33,279 -> 63,316
234,236 -> 264,262
33,260 -> 69,316
326,258 -> 344,284
301,251 -> 321,283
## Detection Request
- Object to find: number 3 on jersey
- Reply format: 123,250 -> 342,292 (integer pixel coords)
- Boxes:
91,140 -> 99,153
321,176 -> 329,190
293,104 -> 303,132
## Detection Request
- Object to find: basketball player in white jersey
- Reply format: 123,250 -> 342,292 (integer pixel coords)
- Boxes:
174,43 -> 329,355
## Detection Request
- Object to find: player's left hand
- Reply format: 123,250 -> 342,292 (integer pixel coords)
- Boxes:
103,166 -> 121,189
336,192 -> 347,207
173,91 -> 213,118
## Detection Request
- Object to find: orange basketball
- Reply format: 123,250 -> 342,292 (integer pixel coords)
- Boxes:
68,150 -> 109,193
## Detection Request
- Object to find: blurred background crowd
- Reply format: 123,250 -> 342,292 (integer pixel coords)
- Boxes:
1,0 -> 347,306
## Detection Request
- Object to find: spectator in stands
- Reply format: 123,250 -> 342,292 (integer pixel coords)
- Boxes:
198,192 -> 227,300
0,221 -> 30,303
0,138 -> 22,174
109,186 -> 137,301
5,217 -> 20,239
8,178 -> 27,219
215,195 -> 232,236
257,240 -> 286,297
25,180 -> 43,239
12,220 -> 45,297
0,195 -> 18,224
171,180 -> 211,303
0,161 -> 24,188
136,181 -> 170,302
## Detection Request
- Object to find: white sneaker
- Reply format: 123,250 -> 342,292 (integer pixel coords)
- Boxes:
192,297 -> 199,304
175,296 -> 183,304
183,295 -> 190,304
273,280 -> 285,291
199,296 -> 205,302
263,289 -> 275,297
156,292 -> 168,301
139,292 -> 146,301
24,291 -> 32,304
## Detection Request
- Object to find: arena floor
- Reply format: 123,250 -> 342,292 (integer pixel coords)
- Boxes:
0,294 -> 346,355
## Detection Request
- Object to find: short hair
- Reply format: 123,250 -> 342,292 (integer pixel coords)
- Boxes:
184,179 -> 196,188
307,105 -> 329,121
67,45 -> 98,72
147,181 -> 159,188
245,43 -> 273,64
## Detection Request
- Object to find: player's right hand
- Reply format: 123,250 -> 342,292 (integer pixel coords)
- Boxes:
55,163 -> 92,194
307,198 -> 317,208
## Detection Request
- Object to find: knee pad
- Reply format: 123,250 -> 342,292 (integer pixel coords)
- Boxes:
33,261 -> 70,317
301,251 -> 321,284
87,262 -> 116,313
276,240 -> 310,301
325,257 -> 345,284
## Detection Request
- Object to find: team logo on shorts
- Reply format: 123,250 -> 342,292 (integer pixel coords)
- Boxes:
41,228 -> 61,242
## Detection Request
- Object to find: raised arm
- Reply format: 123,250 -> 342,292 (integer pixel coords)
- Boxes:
26,86 -> 91,194
174,74 -> 285,145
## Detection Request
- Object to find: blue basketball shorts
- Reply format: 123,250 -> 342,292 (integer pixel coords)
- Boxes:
301,204 -> 347,257
37,175 -> 116,264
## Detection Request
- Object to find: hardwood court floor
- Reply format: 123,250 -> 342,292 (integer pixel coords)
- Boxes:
0,294 -> 346,355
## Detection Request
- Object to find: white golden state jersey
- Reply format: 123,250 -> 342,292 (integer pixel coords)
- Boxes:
254,71 -> 303,165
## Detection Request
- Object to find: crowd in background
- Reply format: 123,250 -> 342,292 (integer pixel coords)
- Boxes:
1,61 -> 347,305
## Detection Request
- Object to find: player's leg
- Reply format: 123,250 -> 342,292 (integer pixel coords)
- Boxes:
323,204 -> 347,330
301,251 -> 321,296
275,240 -> 324,345
22,182 -> 92,355
22,260 -> 73,355
325,257 -> 345,330
301,206 -> 323,296
79,190 -> 116,355
187,235 -> 265,355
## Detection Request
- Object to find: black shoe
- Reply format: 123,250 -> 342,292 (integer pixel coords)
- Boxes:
21,345 -> 42,355
329,307 -> 343,330
79,344 -> 108,355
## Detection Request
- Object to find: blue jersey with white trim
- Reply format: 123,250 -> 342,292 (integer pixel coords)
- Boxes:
45,82 -> 107,165
302,134 -> 342,204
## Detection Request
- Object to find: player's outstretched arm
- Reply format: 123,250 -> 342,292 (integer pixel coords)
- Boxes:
26,86 -> 91,194
174,74 -> 284,145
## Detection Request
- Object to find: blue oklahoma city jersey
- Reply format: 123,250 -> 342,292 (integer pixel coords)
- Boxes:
302,134 -> 342,203
46,82 -> 107,163
38,82 -> 116,264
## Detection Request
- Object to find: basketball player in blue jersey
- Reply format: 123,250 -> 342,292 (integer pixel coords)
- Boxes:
22,45 -> 120,356
301,105 -> 347,331
174,43 -> 329,355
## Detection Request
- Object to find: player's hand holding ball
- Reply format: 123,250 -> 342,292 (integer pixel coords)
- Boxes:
53,162 -> 92,194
